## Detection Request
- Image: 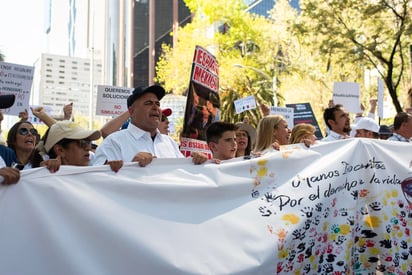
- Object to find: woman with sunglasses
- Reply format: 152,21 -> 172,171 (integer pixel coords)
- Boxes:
34,121 -> 123,172
6,121 -> 41,170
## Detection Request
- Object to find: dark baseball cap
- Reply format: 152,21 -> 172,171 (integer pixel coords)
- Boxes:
127,85 -> 165,107
0,94 -> 16,109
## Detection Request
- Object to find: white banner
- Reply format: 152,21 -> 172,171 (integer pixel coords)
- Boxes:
0,139 -> 411,274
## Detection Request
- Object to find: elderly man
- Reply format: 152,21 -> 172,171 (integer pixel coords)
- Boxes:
93,85 -> 207,167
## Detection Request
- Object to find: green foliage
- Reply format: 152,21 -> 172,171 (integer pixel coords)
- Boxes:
298,0 -> 412,112
156,0 -> 410,130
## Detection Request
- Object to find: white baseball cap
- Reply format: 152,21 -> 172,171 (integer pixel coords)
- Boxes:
354,117 -> 379,133
45,121 -> 101,152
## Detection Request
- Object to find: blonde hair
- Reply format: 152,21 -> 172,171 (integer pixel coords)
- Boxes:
253,115 -> 285,152
289,123 -> 316,144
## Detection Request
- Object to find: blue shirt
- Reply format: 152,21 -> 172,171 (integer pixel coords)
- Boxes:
0,145 -> 18,167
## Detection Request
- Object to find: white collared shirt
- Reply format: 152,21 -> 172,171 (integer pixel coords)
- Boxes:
93,123 -> 183,165
322,130 -> 348,142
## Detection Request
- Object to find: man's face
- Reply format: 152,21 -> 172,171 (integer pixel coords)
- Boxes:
355,129 -> 374,138
129,93 -> 161,133
329,108 -> 351,135
402,116 -> 412,139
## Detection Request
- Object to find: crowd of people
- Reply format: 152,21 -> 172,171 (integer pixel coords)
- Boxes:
1,85 -> 411,185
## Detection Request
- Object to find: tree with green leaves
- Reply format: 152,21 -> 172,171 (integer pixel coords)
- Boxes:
156,0 -> 299,127
297,0 -> 412,113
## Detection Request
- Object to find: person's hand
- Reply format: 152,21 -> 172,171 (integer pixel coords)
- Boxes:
191,151 -> 208,165
63,102 -> 73,120
31,106 -> 46,119
259,103 -> 270,117
271,141 -> 280,151
105,160 -> 123,173
132,152 -> 155,167
301,138 -> 313,148
40,156 -> 61,173
0,167 -> 20,185
19,109 -> 29,121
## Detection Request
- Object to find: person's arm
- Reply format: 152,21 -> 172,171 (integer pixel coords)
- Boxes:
100,111 -> 130,138
31,107 -> 57,127
63,102 -> 73,121
259,103 -> 270,117
366,99 -> 377,119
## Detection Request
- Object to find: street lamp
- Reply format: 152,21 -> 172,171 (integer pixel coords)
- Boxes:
233,64 -> 277,106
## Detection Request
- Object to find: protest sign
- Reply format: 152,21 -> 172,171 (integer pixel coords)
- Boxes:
0,139 -> 410,274
332,82 -> 362,113
182,46 -> 219,142
270,106 -> 294,128
95,85 -> 133,116
286,102 -> 323,139
377,78 -> 396,119
0,61 -> 34,115
234,95 -> 257,114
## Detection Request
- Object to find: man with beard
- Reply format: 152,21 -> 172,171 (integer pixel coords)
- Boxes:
322,104 -> 351,141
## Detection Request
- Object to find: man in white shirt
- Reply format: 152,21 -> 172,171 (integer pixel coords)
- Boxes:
93,85 -> 207,167
322,104 -> 351,142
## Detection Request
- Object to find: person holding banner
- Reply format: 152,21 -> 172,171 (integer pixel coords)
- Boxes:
388,112 -> 412,142
0,157 -> 20,185
322,104 -> 351,141
289,123 -> 317,145
33,121 -> 122,172
253,115 -> 290,154
93,85 -> 207,167
206,121 -> 238,161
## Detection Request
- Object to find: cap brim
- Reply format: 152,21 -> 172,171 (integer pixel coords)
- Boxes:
162,108 -> 172,117
0,94 -> 16,109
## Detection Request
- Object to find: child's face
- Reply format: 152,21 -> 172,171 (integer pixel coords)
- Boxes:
211,131 -> 237,161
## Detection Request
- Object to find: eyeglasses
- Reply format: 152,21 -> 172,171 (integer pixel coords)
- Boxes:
73,139 -> 92,150
161,115 -> 168,122
18,127 -> 38,136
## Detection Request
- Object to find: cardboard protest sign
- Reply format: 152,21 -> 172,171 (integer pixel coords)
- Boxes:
95,85 -> 133,116
332,82 -> 362,113
0,61 -> 34,115
182,46 -> 219,143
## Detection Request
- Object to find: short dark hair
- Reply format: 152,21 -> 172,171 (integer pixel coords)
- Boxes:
393,112 -> 412,130
206,122 -> 238,144
323,104 -> 343,130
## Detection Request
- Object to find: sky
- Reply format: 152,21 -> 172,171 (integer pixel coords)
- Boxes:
0,0 -> 44,66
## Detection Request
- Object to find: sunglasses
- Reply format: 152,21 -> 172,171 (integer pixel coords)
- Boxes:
73,139 -> 92,150
161,115 -> 168,122
18,127 -> 38,136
